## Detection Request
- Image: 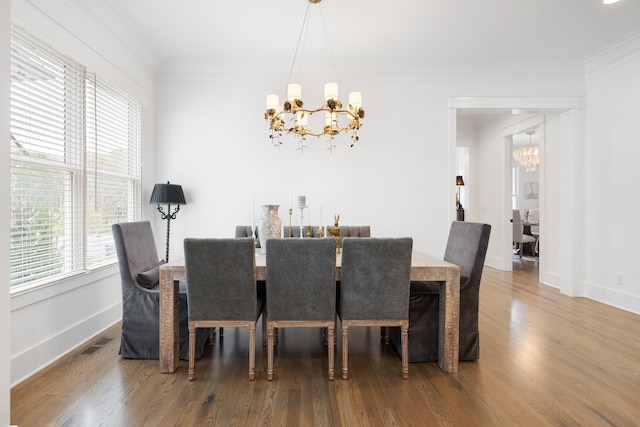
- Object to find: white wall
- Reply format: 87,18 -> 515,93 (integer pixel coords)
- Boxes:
583,33 -> 640,312
155,62 -> 586,263
8,0 -> 158,387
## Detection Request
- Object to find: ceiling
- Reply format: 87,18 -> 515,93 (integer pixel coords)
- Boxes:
107,0 -> 640,65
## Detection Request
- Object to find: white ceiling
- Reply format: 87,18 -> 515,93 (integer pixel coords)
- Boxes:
107,0 -> 640,65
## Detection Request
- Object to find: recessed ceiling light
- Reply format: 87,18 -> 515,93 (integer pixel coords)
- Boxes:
603,0 -> 621,4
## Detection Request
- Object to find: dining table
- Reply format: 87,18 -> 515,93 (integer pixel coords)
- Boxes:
159,249 -> 461,374
522,220 -> 539,236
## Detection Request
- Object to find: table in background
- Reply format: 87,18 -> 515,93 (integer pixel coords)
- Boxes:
522,221 -> 539,236
159,250 -> 461,374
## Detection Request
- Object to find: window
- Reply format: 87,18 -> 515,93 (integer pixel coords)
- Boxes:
10,26 -> 141,289
512,165 -> 519,210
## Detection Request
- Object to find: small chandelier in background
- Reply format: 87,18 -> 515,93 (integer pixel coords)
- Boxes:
264,0 -> 365,153
513,130 -> 540,172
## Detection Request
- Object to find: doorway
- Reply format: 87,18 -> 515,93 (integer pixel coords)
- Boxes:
450,96 -> 582,287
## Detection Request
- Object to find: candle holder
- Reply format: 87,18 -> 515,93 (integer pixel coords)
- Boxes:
316,226 -> 325,237
298,206 -> 307,238
329,213 -> 341,252
288,208 -> 293,237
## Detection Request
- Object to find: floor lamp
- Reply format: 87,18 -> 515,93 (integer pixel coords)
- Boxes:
150,181 -> 186,262
456,175 -> 465,221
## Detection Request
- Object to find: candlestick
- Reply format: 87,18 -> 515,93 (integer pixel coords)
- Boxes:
306,200 -> 312,237
289,185 -> 293,210
288,208 -> 293,237
299,206 -> 306,238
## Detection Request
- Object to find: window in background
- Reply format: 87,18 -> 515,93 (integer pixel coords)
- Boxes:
512,165 -> 519,210
9,25 -> 141,289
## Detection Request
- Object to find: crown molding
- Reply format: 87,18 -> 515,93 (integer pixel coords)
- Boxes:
585,29 -> 640,79
11,0 -> 159,101
156,59 -> 585,83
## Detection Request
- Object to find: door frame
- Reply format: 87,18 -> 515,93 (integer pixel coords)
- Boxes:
449,96 -> 583,293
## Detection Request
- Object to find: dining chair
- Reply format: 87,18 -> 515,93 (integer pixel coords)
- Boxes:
338,237 -> 413,380
112,221 -> 209,360
513,209 -> 536,258
235,225 -> 259,247
265,237 -> 337,381
390,221 -> 491,362
282,226 -> 324,238
183,237 -> 265,381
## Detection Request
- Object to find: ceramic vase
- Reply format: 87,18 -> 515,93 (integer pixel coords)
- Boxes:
258,204 -> 282,254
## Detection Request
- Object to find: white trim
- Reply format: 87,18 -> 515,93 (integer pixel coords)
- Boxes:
10,303 -> 121,386
585,29 -> 640,79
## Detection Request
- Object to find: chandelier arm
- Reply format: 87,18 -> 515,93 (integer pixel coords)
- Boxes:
290,107 -> 360,119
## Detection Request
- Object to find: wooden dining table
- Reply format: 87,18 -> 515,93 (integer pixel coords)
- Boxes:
159,249 -> 461,374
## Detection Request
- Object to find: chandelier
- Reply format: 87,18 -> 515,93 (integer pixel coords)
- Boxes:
513,130 -> 540,172
264,0 -> 364,153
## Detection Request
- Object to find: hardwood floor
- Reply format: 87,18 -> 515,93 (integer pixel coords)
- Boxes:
11,260 -> 640,426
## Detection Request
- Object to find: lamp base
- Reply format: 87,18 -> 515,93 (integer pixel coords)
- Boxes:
456,206 -> 465,222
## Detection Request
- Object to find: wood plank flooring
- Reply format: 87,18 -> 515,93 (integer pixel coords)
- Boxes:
11,260 -> 640,426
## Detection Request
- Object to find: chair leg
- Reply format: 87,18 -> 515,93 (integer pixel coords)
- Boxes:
384,326 -> 390,344
219,327 -> 224,337
188,323 -> 196,381
401,322 -> 409,380
209,327 -> 215,345
327,323 -> 335,381
267,325 -> 275,381
249,323 -> 256,381
342,324 -> 349,380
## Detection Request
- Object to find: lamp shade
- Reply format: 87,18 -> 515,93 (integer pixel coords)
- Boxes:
149,182 -> 186,205
456,175 -> 465,186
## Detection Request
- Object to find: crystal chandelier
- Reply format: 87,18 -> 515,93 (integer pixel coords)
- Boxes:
513,131 -> 540,172
264,0 -> 364,153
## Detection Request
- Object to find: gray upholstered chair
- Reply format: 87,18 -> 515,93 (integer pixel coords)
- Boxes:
513,209 -> 536,258
338,237 -> 412,380
265,238 -> 337,381
112,221 -> 208,360
390,221 -> 491,362
183,237 -> 265,381
282,226 -> 323,238
235,225 -> 259,247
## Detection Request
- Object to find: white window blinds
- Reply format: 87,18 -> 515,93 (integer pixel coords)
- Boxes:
10,25 -> 142,288
86,75 -> 142,268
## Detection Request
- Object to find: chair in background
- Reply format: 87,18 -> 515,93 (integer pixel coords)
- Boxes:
282,226 -> 323,238
112,221 -> 208,360
235,225 -> 259,247
184,237 -> 265,381
338,237 -> 413,380
265,238 -> 337,381
513,209 -> 537,258
326,226 -> 371,247
527,208 -> 540,254
390,221 -> 491,362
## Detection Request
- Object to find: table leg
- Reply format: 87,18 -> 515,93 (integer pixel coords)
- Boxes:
159,266 -> 179,373
439,267 -> 460,373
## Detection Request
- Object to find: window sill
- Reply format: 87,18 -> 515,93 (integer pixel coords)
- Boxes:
11,264 -> 119,311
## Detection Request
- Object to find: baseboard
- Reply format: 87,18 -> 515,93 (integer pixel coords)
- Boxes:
583,282 -> 640,316
10,303 -> 121,386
